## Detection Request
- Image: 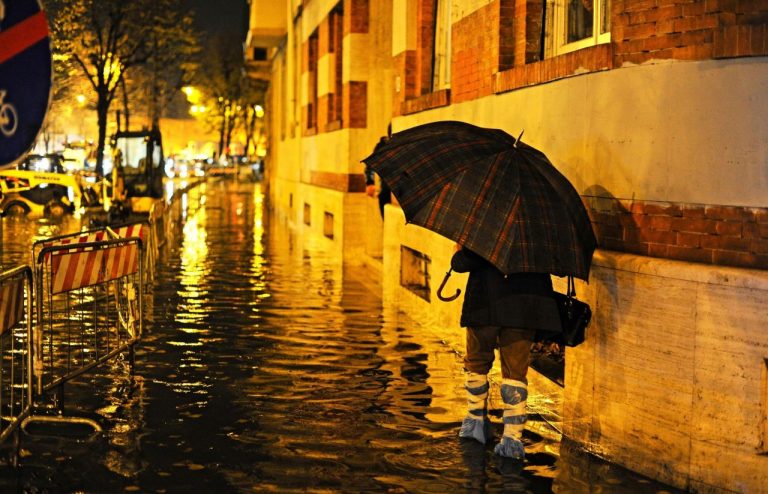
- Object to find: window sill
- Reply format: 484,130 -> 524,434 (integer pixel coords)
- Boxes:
400,88 -> 451,116
325,120 -> 342,132
493,44 -> 613,95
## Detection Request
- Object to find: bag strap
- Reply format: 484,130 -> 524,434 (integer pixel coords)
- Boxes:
567,276 -> 576,300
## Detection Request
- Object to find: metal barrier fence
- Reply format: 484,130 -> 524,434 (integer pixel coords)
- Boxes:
0,180 -> 202,452
33,236 -> 143,396
0,266 -> 33,449
32,222 -> 149,286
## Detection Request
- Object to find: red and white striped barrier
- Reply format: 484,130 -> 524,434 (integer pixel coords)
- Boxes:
110,223 -> 146,241
42,230 -> 107,259
47,241 -> 139,295
0,274 -> 24,335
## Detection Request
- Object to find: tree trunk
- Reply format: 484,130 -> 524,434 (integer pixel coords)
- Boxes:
95,91 -> 110,176
225,112 -> 235,155
121,77 -> 130,131
244,107 -> 254,158
217,110 -> 226,159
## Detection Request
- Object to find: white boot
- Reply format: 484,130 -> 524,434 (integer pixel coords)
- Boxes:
493,378 -> 527,459
458,372 -> 493,444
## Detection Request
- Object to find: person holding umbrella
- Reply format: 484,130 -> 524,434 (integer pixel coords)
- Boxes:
363,120 -> 597,459
451,244 -> 560,459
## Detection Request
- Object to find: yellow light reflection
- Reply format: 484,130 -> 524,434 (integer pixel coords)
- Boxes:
252,183 -> 265,264
178,189 -> 210,327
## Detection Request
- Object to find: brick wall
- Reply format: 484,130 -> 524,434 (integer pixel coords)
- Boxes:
395,0 -> 446,114
342,0 -> 368,129
452,2 -> 500,103
332,9 -> 343,124
499,0 -> 515,70
310,170 -> 367,192
344,0 -> 368,35
303,0 -> 369,133
588,198 -> 768,269
449,0 -> 768,96
613,0 -> 768,65
494,43 -> 613,92
303,33 -> 319,134
343,80 -> 367,128
417,0 -> 436,96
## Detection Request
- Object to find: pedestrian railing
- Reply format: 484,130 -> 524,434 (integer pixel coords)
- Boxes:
0,265 -> 34,452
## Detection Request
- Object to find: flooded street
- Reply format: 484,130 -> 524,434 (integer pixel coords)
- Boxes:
0,180 -> 680,493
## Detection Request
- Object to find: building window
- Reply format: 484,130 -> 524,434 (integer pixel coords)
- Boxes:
303,203 -> 311,225
328,4 -> 344,125
553,0 -> 610,55
431,0 -> 451,91
323,212 -> 334,239
400,246 -> 431,302
307,30 -> 319,130
252,47 -> 268,61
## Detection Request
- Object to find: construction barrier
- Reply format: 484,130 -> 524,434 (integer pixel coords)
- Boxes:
33,236 -> 143,395
0,179 -> 202,452
33,222 -> 150,286
145,201 -> 165,284
0,266 -> 33,448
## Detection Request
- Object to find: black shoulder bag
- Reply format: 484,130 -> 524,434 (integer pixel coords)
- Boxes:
550,276 -> 592,347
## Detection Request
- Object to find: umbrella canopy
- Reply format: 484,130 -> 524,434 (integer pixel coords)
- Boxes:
363,120 -> 597,280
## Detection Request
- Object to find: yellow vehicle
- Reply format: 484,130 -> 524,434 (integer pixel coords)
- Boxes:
0,168 -> 101,217
110,128 -> 165,214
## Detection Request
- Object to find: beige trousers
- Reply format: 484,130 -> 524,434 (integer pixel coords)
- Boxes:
464,326 -> 534,382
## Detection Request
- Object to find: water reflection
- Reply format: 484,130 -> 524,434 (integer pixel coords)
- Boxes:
0,179 -> 682,493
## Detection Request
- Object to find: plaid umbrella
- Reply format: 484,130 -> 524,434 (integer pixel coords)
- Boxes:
363,120 -> 597,281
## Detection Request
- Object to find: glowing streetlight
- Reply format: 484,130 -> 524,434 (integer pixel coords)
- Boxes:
190,105 -> 207,115
182,86 -> 203,108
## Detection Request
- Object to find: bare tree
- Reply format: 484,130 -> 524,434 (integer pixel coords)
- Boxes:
240,78 -> 268,159
194,33 -> 246,159
143,0 -> 200,128
46,0 -> 151,174
45,0 -> 199,174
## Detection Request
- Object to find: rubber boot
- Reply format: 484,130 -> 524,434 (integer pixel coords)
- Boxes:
493,378 -> 527,459
458,372 -> 493,444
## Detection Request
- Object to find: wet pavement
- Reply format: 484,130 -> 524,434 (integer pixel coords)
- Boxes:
0,179 -> 682,493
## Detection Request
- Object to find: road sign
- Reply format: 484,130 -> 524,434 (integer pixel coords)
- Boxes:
0,0 -> 52,169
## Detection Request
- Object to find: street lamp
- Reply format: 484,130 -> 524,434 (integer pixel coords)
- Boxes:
190,105 -> 207,115
182,86 -> 202,103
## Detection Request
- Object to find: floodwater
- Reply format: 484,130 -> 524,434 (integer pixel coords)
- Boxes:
0,179 -> 682,493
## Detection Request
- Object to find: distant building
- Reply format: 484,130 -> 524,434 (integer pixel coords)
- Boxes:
246,2 -> 768,491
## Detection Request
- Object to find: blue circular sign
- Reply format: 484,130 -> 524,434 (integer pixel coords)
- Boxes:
0,0 -> 52,168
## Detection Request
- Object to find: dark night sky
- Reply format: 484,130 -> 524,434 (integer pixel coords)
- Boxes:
186,0 -> 249,41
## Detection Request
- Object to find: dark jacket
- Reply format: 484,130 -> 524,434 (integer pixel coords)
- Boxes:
451,248 -> 560,332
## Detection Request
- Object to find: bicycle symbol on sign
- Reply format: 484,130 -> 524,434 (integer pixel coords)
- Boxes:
0,90 -> 19,137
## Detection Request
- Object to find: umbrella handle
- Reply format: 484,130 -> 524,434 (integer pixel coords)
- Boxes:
437,269 -> 461,302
